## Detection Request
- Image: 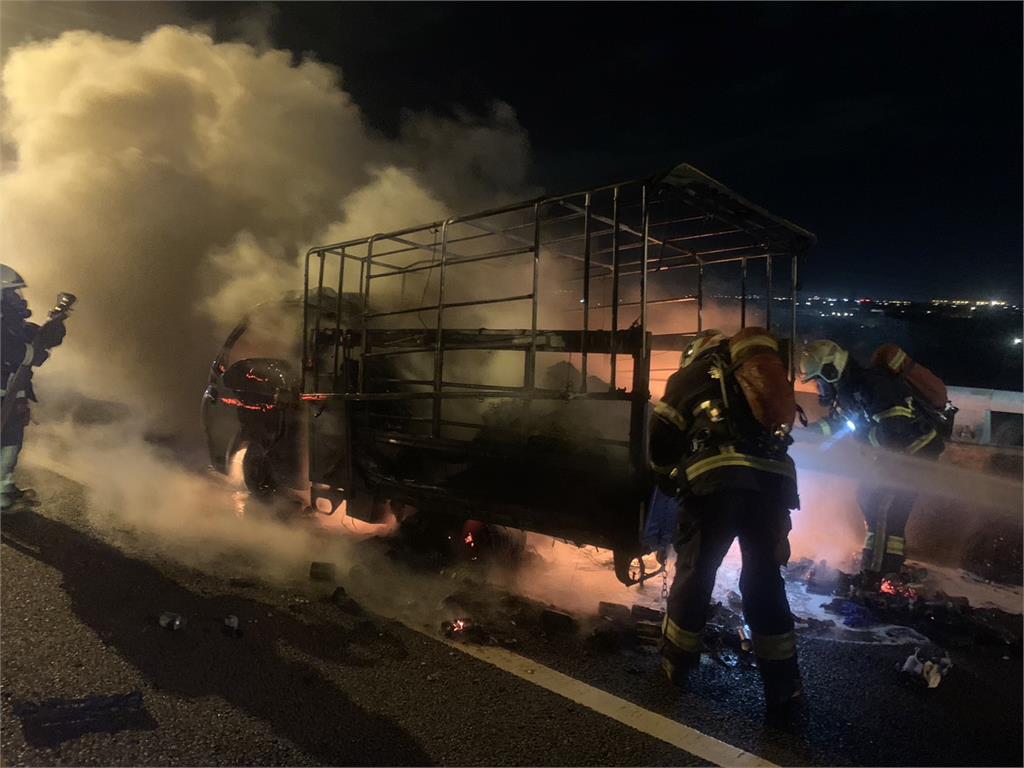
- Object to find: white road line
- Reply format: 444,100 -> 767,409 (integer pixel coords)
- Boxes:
403,621 -> 777,768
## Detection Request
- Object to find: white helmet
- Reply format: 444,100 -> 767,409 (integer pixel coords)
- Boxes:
1,264 -> 26,291
799,339 -> 849,383
680,329 -> 726,368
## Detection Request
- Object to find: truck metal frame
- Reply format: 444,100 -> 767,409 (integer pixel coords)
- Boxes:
299,163 -> 814,583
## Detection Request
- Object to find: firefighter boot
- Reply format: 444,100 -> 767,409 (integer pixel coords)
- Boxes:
661,650 -> 700,689
759,655 -> 804,723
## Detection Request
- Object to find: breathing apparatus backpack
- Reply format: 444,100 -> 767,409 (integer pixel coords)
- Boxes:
693,328 -> 796,455
870,344 -> 957,438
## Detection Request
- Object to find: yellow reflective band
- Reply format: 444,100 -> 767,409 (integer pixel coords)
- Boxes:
885,536 -> 905,555
873,405 -> 915,421
751,630 -> 797,661
864,532 -> 876,549
907,429 -> 937,454
654,401 -> 689,433
868,426 -> 881,448
888,348 -> 908,372
819,421 -> 833,437
684,446 -> 796,483
662,616 -> 703,653
730,334 -> 779,359
650,461 -> 677,476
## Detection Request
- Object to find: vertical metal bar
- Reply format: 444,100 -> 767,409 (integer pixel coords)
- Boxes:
697,258 -> 704,332
358,240 -> 375,394
332,248 -> 346,392
580,192 -> 592,393
432,220 -> 452,438
740,255 -> 748,329
609,187 -> 621,392
526,203 -> 541,390
312,252 -> 326,390
765,254 -> 773,333
301,251 -> 311,393
790,251 -> 799,381
639,184 -> 650,360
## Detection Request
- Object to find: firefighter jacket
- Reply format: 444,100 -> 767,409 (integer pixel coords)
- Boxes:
821,359 -> 943,457
1,319 -> 39,403
649,341 -> 799,509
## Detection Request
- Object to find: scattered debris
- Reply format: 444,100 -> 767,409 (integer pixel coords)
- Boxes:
309,561 -> 337,582
899,647 -> 953,688
426,671 -> 442,682
540,608 -> 578,635
442,618 -> 473,640
630,604 -> 664,623
222,615 -> 242,638
806,560 -> 840,595
598,601 -> 632,624
634,620 -> 662,645
725,590 -> 744,612
158,612 -> 184,631
330,587 -> 364,615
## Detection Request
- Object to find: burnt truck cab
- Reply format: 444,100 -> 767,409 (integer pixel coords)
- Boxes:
203,163 -> 813,584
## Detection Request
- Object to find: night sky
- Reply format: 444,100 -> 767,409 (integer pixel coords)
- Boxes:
4,2 -> 1022,301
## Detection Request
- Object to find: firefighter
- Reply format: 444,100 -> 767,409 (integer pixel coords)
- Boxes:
798,339 -> 946,580
1,265 -> 66,512
650,328 -> 802,714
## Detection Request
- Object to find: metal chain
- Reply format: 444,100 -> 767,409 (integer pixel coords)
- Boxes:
660,562 -> 669,606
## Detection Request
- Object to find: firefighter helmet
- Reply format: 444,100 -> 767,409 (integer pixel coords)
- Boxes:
680,329 -> 726,368
799,339 -> 849,383
1,264 -> 26,291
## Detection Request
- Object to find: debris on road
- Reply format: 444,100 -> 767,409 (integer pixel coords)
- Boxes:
540,608 -> 578,635
630,604 -> 664,623
330,586 -> 364,615
598,601 -> 631,624
222,615 -> 242,638
900,647 -> 953,689
158,612 -> 184,631
309,561 -> 337,582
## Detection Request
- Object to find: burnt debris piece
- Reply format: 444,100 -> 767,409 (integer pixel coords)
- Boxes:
309,561 -> 337,582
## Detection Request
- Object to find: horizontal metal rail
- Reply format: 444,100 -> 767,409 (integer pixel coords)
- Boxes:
367,245 -> 535,279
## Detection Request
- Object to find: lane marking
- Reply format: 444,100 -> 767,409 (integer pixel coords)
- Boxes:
402,621 -> 777,767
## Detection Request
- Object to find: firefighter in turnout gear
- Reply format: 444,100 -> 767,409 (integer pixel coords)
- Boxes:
650,327 -> 802,713
1,265 -> 68,512
798,339 -> 948,580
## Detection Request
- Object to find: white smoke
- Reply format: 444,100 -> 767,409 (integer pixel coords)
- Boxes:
1,25 -> 533,431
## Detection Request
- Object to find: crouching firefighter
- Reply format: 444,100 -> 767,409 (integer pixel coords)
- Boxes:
799,340 -> 950,581
650,328 -> 802,714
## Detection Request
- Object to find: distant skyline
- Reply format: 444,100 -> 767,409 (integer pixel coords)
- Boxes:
3,2 -> 1021,302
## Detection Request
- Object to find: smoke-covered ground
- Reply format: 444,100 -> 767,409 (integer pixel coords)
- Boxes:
5,22 -> 1021,640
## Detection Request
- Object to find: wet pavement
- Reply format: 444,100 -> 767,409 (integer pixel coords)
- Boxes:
2,467 -> 1022,766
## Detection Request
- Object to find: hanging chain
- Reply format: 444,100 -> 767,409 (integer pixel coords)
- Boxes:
660,561 -> 669,606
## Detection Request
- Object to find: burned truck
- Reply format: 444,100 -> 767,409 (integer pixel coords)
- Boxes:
202,163 -> 815,584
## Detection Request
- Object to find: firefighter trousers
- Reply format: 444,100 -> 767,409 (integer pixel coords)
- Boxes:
857,484 -> 916,575
661,487 -> 798,698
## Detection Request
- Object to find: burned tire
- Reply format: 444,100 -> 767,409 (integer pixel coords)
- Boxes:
241,442 -> 276,498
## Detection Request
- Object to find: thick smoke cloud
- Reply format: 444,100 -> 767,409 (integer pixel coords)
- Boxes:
1,25 -> 533,431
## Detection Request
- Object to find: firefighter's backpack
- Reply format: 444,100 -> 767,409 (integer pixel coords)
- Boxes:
727,327 -> 796,435
871,344 -> 956,437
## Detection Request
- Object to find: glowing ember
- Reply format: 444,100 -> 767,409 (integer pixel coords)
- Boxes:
464,532 -> 475,547
880,578 -> 918,599
220,396 -> 276,412
452,619 -> 467,633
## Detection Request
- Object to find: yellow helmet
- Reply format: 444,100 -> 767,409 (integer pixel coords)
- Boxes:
799,339 -> 849,383
680,329 -> 726,368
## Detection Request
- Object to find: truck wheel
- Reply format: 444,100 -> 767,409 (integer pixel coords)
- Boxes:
613,548 -> 646,586
241,442 -> 276,498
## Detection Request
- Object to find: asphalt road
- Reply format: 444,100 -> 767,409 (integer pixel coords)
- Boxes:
2,467 -> 1022,767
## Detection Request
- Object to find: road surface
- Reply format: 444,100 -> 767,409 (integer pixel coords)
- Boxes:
2,467 -> 1021,766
